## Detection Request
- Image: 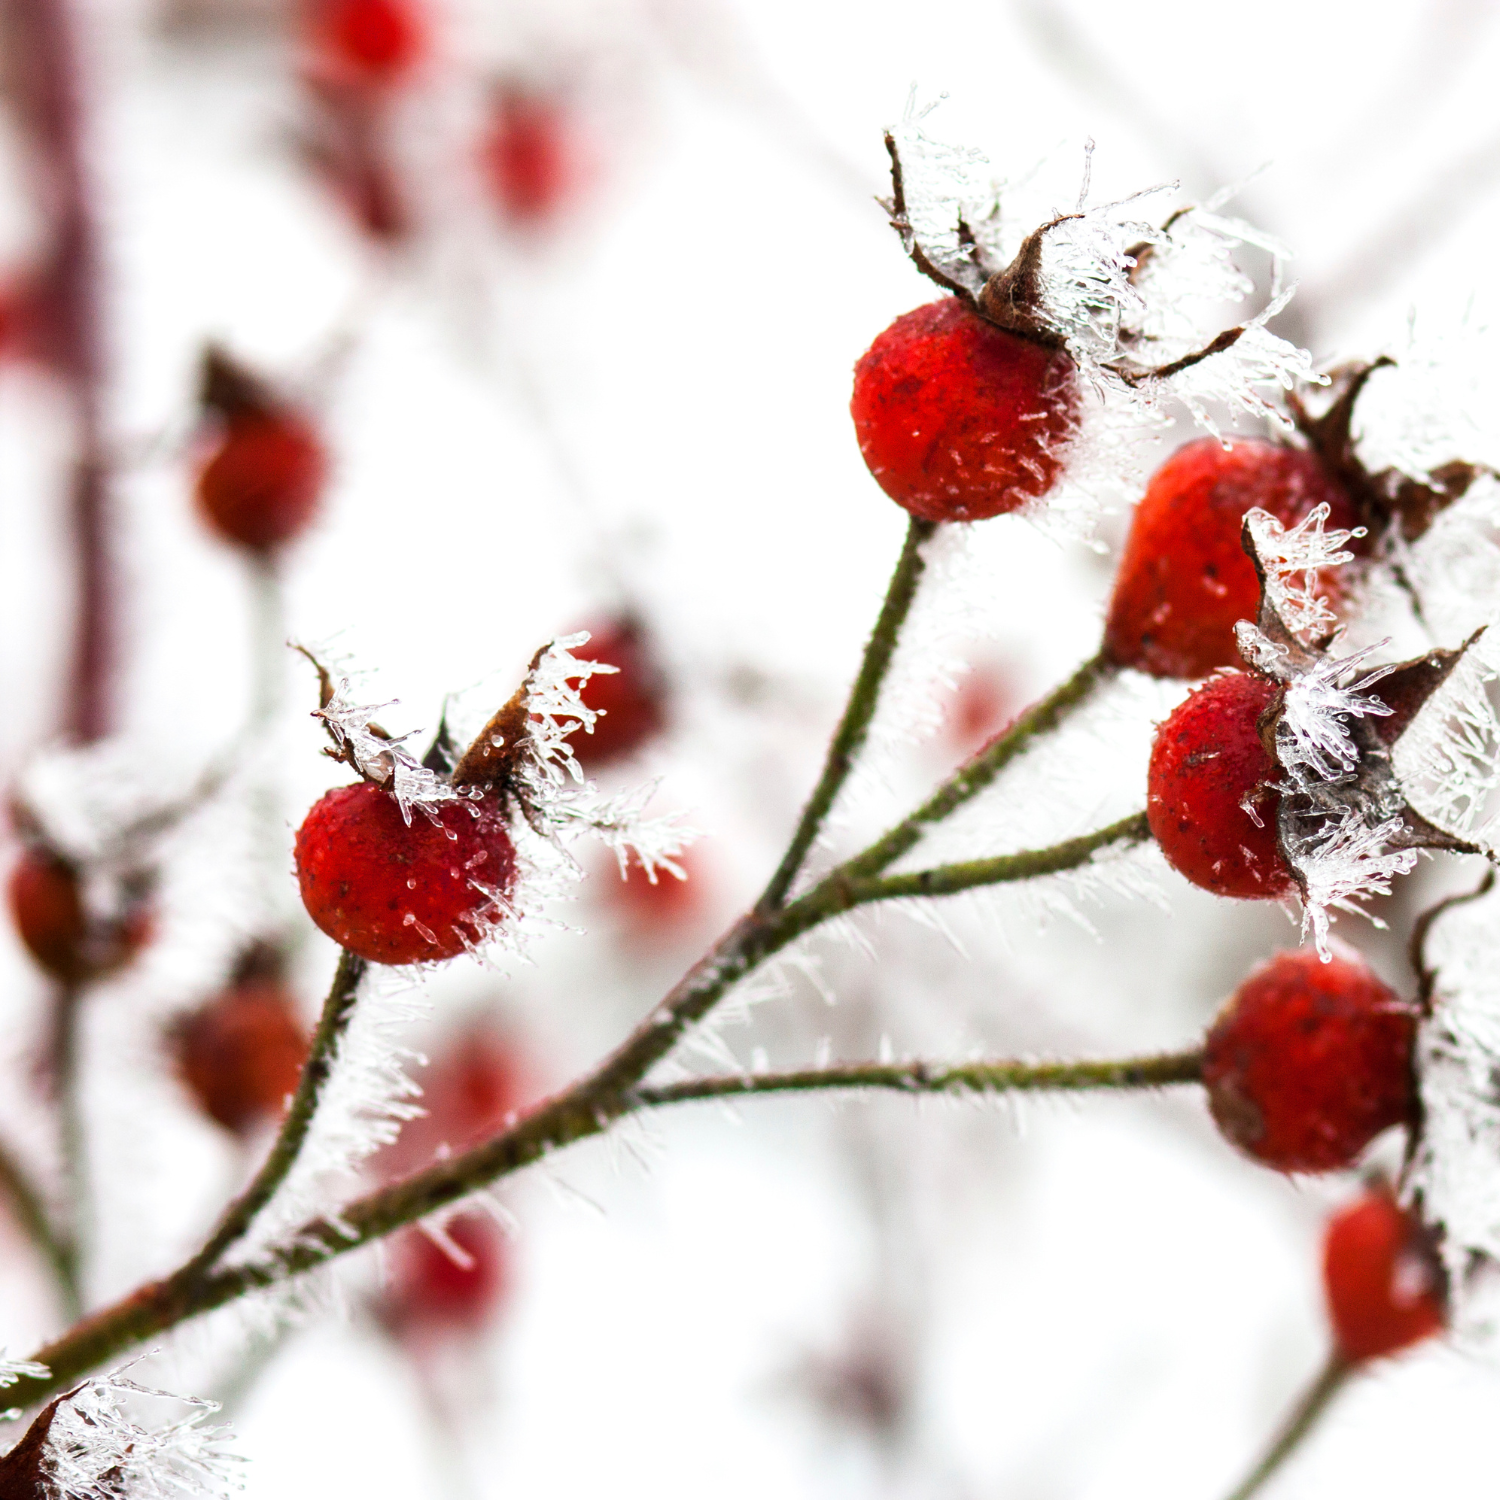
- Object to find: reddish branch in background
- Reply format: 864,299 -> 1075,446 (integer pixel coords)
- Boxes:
3,0 -> 116,742
171,945 -> 309,1136
1203,948 -> 1418,1173
194,347 -> 328,554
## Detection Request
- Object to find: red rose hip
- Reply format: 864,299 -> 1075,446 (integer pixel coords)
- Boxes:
1323,1189 -> 1445,1362
481,85 -> 581,229
172,967 -> 309,1135
1105,438 -> 1360,679
1147,671 -> 1292,899
379,1211 -> 507,1339
294,782 -> 518,965
307,0 -> 426,84
196,412 -> 327,553
8,848 -> 88,981
851,298 -> 1077,523
1203,948 -> 1418,1172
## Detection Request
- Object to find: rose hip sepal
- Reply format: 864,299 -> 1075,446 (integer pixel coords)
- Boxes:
1323,1188 -> 1446,1361
295,782 -> 517,965
1104,437 -> 1360,680
1203,947 -> 1418,1172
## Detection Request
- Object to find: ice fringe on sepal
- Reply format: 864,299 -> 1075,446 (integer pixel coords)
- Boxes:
885,99 -> 1319,442
1235,507 -> 1494,957
0,1368 -> 241,1498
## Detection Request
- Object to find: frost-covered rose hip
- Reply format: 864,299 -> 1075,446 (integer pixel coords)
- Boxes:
1147,671 -> 1292,899
172,956 -> 308,1135
294,782 -> 517,964
1105,439 -> 1360,679
7,847 -> 151,983
1323,1189 -> 1445,1362
1203,948 -> 1418,1172
851,298 -> 1077,523
481,85 -> 581,229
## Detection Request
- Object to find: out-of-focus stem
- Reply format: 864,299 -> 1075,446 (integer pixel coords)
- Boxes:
6,0 -> 116,742
1222,1352 -> 1352,1500
50,982 -> 87,1294
0,1136 -> 79,1317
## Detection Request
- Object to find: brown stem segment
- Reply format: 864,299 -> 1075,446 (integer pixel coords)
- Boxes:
0,1137 -> 78,1317
1222,1353 -> 1352,1500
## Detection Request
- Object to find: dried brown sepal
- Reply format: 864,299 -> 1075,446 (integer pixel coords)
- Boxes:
296,645 -> 392,782
450,645 -> 546,795
974,215 -> 1078,348
0,1391 -> 67,1497
880,133 -> 980,305
198,344 -> 281,422
1232,515 -> 1491,908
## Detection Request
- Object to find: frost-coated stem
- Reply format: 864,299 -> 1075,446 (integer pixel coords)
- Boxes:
182,949 -> 367,1275
51,983 -> 87,1293
837,651 -> 1117,884
633,1047 -> 1204,1106
1222,1353 -> 1351,1500
2,815 -> 1156,1407
839,811 -> 1151,904
761,516 -> 937,908
0,1137 -> 78,1317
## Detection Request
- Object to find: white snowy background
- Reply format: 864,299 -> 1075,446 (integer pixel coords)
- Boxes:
4,0 -> 1500,1496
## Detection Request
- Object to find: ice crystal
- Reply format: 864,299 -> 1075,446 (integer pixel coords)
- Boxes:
1274,642 -> 1395,786
314,681 -> 461,824
31,1372 -> 240,1499
1411,883 -> 1500,1338
1240,504 -> 1361,644
1283,808 -> 1418,956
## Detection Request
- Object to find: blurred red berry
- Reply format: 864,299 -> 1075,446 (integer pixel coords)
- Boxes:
379,1022 -> 521,1180
850,298 -> 1077,523
481,85 -> 581,229
7,847 -> 150,983
1203,948 -> 1418,1173
380,1211 -> 507,1339
1104,438 -> 1361,679
1323,1189 -> 1445,1362
306,0 -> 425,85
571,618 -> 668,770
607,848 -> 703,939
195,412 -> 327,553
294,782 -> 518,965
172,962 -> 309,1135
1147,671 -> 1292,900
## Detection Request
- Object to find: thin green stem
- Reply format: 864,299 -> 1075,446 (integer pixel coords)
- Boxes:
836,650 -> 1116,884
761,515 -> 937,909
634,1047 -> 1204,1107
182,948 -> 367,1277
0,1138 -> 78,1317
51,982 -> 86,1293
840,812 -> 1151,906
1223,1353 -> 1352,1500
